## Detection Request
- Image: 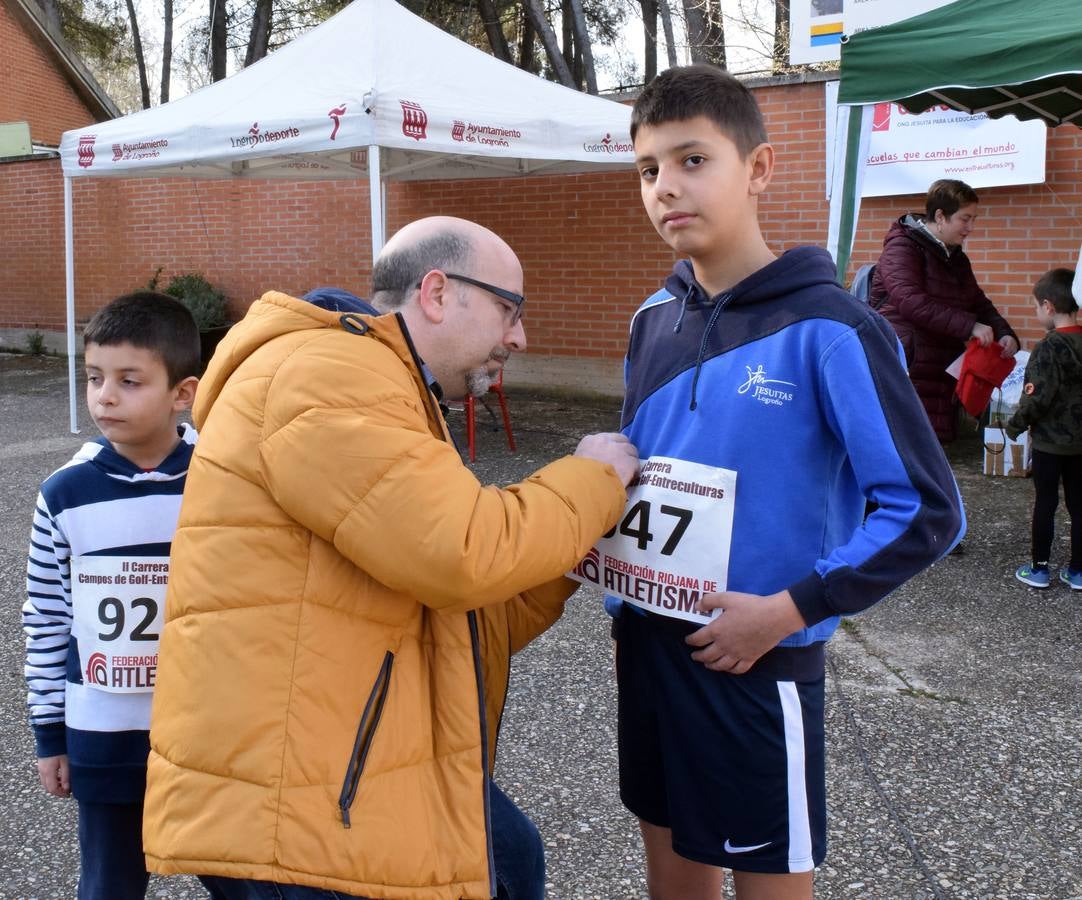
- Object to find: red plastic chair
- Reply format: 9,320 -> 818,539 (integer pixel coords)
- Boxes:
465,370 -> 516,462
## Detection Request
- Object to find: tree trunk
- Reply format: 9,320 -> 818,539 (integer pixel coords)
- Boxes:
681,0 -> 725,68
561,0 -> 574,75
123,0 -> 151,108
658,0 -> 678,68
477,0 -> 512,62
773,0 -> 791,72
244,0 -> 273,67
567,0 -> 597,93
519,5 -> 537,71
209,0 -> 227,82
522,0 -> 575,88
160,0 -> 172,102
640,0 -> 658,84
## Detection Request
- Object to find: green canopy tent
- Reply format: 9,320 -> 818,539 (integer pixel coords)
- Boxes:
828,0 -> 1082,282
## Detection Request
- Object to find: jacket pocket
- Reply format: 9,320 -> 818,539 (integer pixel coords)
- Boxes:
338,650 -> 394,828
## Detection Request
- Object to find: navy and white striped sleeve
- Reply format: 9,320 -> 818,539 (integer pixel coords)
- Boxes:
22,493 -> 71,758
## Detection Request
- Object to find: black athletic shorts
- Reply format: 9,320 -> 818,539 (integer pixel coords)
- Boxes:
615,608 -> 827,874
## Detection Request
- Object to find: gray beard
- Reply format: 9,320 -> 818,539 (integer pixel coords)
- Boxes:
465,367 -> 493,398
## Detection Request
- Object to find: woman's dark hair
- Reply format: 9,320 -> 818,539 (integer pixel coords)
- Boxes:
925,179 -> 979,220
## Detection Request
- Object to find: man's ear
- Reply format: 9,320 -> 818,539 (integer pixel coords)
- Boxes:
747,142 -> 774,197
416,270 -> 452,325
172,376 -> 199,413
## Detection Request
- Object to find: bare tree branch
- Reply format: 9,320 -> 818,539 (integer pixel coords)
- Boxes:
123,0 -> 151,107
658,0 -> 678,67
522,0 -> 576,88
568,0 -> 597,92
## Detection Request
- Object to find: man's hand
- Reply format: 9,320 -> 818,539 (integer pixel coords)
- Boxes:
574,433 -> 639,487
998,334 -> 1019,358
37,754 -> 71,798
685,590 -> 806,674
970,322 -> 994,346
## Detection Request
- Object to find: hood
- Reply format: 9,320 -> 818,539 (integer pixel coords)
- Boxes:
80,423 -> 197,482
193,291 -> 407,427
885,213 -> 951,259
659,247 -> 843,411
663,246 -> 841,310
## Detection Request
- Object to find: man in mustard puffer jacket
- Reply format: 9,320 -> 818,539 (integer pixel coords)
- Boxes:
144,217 -> 638,899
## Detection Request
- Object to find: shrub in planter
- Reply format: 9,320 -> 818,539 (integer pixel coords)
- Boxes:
162,273 -> 229,331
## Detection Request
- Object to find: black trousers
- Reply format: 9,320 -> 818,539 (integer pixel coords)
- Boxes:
1030,447 -> 1082,570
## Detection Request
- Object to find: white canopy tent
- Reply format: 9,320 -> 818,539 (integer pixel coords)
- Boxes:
57,0 -> 635,430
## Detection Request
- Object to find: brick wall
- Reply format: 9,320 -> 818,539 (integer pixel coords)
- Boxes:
0,0 -> 98,145
3,79 -> 1081,375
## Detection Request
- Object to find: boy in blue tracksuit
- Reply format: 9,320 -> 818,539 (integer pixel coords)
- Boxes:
22,292 -> 199,899
611,66 -> 964,898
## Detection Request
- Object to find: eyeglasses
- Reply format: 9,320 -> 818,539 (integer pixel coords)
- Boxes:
445,272 -> 525,325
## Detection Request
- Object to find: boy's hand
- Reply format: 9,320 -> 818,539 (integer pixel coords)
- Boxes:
685,590 -> 806,674
37,754 -> 71,797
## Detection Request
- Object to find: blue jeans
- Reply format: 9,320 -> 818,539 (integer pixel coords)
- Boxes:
199,780 -> 544,900
77,800 -> 150,900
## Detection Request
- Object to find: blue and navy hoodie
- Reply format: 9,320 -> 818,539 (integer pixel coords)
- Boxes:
23,425 -> 196,803
616,247 -> 964,649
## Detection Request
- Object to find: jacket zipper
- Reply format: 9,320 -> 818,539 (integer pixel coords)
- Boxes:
395,314 -> 495,890
468,611 -> 497,897
338,650 -> 394,828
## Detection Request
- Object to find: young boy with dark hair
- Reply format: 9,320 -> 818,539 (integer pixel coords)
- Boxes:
23,291 -> 199,899
1009,268 -> 1082,590
611,65 -> 965,898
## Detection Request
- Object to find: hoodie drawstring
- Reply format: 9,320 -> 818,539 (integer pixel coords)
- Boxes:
672,283 -> 694,335
689,292 -> 732,411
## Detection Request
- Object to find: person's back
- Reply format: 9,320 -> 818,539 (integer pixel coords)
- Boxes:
612,65 -> 964,900
22,292 -> 199,900
1007,268 -> 1082,590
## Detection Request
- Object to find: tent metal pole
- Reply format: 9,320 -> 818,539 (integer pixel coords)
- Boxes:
368,145 -> 384,261
64,175 -> 80,434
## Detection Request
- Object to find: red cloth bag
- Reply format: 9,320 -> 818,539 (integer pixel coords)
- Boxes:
954,338 -> 1016,417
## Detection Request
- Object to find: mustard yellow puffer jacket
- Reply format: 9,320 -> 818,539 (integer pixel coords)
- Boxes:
143,293 -> 625,898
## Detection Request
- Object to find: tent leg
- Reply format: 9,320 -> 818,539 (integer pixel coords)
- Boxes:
369,145 -> 384,262
64,176 -> 80,434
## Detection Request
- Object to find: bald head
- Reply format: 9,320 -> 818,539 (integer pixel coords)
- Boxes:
371,217 -> 515,312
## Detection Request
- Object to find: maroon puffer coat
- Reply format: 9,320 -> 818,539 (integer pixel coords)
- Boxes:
870,215 -> 1016,442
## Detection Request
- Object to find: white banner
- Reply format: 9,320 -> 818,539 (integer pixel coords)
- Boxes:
825,82 -> 1047,198
568,457 -> 736,625
790,0 -> 954,66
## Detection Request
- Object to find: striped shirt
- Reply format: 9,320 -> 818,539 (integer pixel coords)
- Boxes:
23,425 -> 196,802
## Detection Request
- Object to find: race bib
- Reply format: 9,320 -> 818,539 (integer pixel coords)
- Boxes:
70,556 -> 168,693
569,457 -> 737,624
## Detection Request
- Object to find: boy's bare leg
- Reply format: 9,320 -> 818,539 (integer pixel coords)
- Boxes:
640,820 -> 814,900
640,820 -> 724,900
732,870 -> 812,900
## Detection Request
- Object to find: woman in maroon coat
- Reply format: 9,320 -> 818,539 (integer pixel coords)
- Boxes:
871,179 -> 1018,442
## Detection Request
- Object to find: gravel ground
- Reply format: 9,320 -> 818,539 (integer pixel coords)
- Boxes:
0,354 -> 1079,899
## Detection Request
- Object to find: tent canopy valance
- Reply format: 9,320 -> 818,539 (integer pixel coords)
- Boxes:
58,0 -> 634,183
837,0 -> 1082,127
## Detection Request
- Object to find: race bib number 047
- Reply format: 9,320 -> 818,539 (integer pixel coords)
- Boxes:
568,456 -> 737,624
70,555 -> 168,693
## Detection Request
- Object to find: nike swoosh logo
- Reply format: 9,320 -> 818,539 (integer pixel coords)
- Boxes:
723,839 -> 772,854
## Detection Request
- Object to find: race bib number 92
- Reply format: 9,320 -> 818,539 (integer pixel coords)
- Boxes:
568,456 -> 736,624
70,556 -> 168,693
